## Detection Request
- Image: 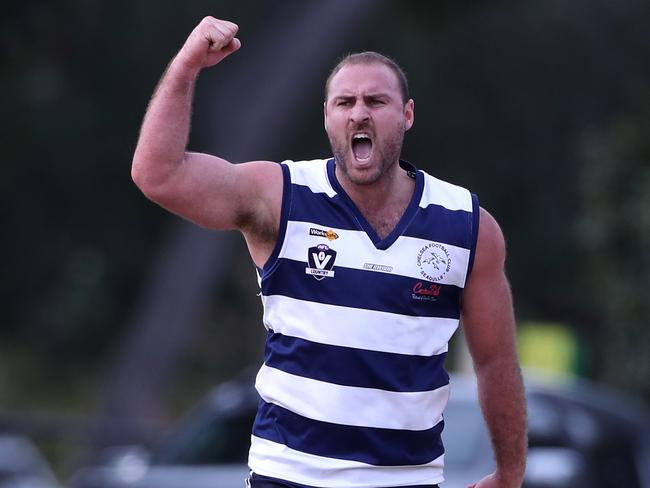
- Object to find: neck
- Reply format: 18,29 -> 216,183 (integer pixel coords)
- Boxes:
336,160 -> 414,217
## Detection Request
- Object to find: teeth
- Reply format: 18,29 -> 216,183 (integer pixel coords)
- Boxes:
353,133 -> 370,140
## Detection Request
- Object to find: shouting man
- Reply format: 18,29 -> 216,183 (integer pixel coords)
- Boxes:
132,16 -> 527,488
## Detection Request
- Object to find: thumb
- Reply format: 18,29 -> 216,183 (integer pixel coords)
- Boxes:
223,37 -> 241,54
203,36 -> 241,67
208,36 -> 241,60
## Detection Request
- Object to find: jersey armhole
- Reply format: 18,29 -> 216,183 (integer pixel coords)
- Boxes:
466,193 -> 480,278
258,162 -> 292,279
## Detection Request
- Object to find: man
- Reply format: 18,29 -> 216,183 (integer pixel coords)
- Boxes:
132,16 -> 527,488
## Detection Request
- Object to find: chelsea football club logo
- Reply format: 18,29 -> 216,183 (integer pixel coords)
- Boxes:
305,244 -> 337,280
417,242 -> 451,282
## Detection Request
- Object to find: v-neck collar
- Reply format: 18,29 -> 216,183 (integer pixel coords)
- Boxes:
326,158 -> 424,250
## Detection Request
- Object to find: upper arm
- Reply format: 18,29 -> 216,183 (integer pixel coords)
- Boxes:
133,151 -> 283,234
461,207 -> 517,368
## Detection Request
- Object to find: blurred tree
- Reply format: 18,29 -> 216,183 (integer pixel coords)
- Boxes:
576,92 -> 650,401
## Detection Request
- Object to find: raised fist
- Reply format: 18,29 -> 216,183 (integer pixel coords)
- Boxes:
177,16 -> 241,71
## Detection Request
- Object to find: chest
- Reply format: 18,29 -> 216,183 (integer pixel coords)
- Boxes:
264,218 -> 468,328
359,204 -> 410,241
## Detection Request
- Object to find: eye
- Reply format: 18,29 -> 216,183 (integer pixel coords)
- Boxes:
337,99 -> 353,107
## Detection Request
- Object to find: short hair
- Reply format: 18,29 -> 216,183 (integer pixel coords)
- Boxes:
324,51 -> 410,103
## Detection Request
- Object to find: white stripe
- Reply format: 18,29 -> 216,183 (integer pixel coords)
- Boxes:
283,159 -> 337,198
256,365 -> 449,431
420,174 -> 473,212
249,436 -> 445,488
282,221 -> 470,287
263,295 -> 457,356
283,159 -> 473,213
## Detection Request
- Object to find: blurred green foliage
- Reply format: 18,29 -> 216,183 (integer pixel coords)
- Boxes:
577,93 -> 650,397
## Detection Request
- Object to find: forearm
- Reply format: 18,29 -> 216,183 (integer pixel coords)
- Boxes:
476,355 -> 527,486
131,56 -> 199,192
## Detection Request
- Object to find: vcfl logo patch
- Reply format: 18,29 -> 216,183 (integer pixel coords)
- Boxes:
305,244 -> 337,280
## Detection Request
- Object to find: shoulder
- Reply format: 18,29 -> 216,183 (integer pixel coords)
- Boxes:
280,157 -> 330,168
419,170 -> 475,212
281,158 -> 336,196
280,157 -> 331,176
230,160 -> 285,216
472,207 -> 507,277
234,159 -> 283,180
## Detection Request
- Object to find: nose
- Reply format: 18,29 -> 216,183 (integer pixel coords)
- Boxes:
349,101 -> 370,124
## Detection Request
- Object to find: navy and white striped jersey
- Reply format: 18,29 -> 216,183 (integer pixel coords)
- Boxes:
248,158 -> 479,488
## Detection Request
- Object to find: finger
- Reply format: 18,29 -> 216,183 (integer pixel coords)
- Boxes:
208,18 -> 238,40
219,20 -> 239,33
209,23 -> 231,40
227,37 -> 241,52
212,37 -> 240,57
204,27 -> 231,51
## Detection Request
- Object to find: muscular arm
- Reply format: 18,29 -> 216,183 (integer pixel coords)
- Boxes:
462,208 -> 527,488
131,17 -> 282,265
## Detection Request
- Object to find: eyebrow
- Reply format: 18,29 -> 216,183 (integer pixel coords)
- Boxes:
364,93 -> 391,101
331,92 -> 392,102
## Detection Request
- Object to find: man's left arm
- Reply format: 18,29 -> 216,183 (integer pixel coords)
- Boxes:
461,207 -> 527,488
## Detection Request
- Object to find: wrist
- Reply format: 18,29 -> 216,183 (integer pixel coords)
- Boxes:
494,468 -> 525,488
168,53 -> 201,84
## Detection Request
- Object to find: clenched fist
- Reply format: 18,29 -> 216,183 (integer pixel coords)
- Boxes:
177,16 -> 241,72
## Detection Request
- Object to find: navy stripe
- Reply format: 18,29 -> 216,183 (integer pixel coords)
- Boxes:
260,163 -> 292,278
264,331 -> 449,392
403,203 -> 474,250
252,400 -> 445,466
249,472 -> 439,488
288,183 -> 366,231
249,472 -> 316,488
286,162 -> 474,251
262,259 -> 462,319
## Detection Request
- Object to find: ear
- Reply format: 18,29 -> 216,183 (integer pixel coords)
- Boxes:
323,101 -> 329,131
404,99 -> 415,131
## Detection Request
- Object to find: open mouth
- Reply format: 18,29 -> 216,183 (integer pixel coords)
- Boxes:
352,133 -> 373,162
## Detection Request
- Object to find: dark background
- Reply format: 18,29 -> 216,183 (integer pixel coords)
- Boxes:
2,0 -> 649,478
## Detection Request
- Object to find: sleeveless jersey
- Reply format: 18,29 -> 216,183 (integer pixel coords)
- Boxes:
248,158 -> 480,488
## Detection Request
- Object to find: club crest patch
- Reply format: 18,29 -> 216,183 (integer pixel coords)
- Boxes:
416,242 -> 451,282
306,244 -> 337,280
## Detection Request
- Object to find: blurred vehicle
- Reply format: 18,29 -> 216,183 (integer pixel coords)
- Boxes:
69,369 -> 650,488
0,434 -> 63,488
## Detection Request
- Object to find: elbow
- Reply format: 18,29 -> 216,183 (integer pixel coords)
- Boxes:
131,163 -> 169,205
131,155 -> 152,194
131,152 -> 175,201
131,158 -> 145,189
131,156 -> 155,196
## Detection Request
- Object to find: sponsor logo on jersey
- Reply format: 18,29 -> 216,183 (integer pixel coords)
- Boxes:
363,263 -> 393,273
416,242 -> 451,282
306,244 -> 337,280
411,281 -> 441,302
309,227 -> 339,241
